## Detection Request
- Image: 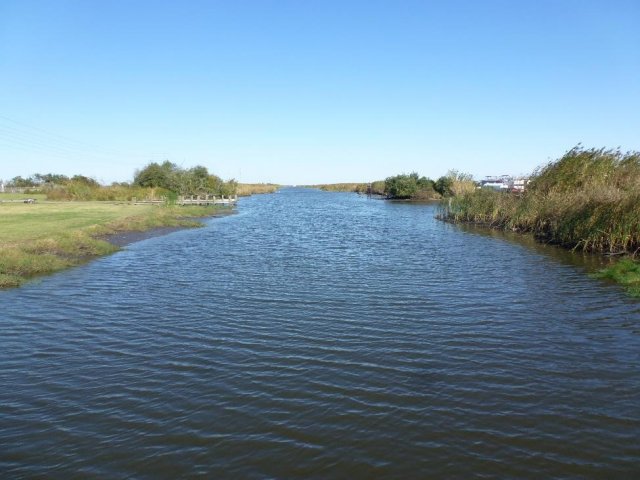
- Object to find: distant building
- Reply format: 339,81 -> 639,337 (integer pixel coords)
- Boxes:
480,175 -> 511,191
512,178 -> 529,192
480,175 -> 529,192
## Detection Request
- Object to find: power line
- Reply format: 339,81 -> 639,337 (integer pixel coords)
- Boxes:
0,114 -> 128,157
0,114 -> 154,170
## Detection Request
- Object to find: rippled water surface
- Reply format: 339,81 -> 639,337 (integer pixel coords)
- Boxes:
1,189 -> 639,479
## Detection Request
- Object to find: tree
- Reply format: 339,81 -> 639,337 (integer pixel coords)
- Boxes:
384,173 -> 419,199
435,176 -> 454,197
219,178 -> 238,197
33,173 -> 70,185
435,170 -> 475,197
133,160 -> 235,196
9,176 -> 38,187
134,161 -> 177,189
70,175 -> 100,187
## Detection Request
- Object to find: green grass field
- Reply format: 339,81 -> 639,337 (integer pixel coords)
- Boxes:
0,202 -> 152,244
0,192 -> 47,201
0,202 -> 225,288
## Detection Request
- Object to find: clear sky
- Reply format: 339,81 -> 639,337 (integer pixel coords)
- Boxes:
1,0 -> 639,185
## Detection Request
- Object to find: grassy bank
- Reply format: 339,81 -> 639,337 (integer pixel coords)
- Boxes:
439,147 -> 640,295
0,202 -> 226,288
592,259 -> 640,297
440,147 -> 640,253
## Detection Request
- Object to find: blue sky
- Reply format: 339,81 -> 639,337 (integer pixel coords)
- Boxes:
1,0 -> 639,184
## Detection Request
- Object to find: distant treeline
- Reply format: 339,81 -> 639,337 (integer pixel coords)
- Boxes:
3,161 -> 278,201
316,171 -> 475,200
440,146 -> 640,254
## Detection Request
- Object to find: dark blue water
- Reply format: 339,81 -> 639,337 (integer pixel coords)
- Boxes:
1,188 -> 639,478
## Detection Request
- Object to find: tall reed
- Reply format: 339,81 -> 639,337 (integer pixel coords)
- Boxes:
440,147 -> 640,254
236,183 -> 279,196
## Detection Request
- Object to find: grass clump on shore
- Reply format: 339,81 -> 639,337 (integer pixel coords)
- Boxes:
593,259 -> 640,297
440,147 -> 640,254
0,202 -> 225,288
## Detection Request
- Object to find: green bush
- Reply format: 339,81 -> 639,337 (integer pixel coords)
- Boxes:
385,173 -> 439,200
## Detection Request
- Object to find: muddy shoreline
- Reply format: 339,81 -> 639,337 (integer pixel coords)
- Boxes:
101,209 -> 236,247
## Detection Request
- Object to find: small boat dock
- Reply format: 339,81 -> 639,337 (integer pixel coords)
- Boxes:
177,194 -> 238,206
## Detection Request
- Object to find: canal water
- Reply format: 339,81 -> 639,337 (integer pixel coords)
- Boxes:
1,188 -> 639,478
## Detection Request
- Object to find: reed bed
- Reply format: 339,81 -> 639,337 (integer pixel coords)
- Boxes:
236,183 -> 279,196
315,181 -> 386,195
441,147 -> 640,254
315,183 -> 367,192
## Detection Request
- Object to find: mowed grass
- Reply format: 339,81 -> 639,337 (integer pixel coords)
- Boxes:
0,192 -> 47,201
0,202 -> 224,288
0,202 -> 149,244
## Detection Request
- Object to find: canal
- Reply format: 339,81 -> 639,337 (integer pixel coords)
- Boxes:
1,188 -> 639,478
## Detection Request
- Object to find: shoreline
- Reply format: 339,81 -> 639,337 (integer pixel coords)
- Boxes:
100,209 -> 236,247
0,205 -> 236,289
440,216 -> 640,297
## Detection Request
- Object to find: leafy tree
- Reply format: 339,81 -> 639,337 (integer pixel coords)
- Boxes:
134,162 -> 166,188
33,173 -> 70,185
9,176 -> 37,187
435,176 -> 454,196
206,174 -> 224,193
219,178 -> 238,197
70,175 -> 100,187
385,173 -> 418,199
133,160 -> 236,196
435,170 -> 475,197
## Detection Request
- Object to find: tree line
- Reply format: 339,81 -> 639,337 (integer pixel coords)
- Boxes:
381,171 -> 475,200
133,161 -> 237,197
2,161 -> 238,200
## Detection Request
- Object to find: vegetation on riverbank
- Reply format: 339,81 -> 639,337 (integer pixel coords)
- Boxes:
440,147 -> 640,254
3,162 -> 242,202
0,202 -> 225,288
316,182 -> 367,192
315,171 -> 475,201
314,182 -> 385,194
383,171 -> 475,200
438,146 -> 640,296
236,183 -> 279,196
4,167 -> 279,201
0,162 -> 281,289
593,259 -> 640,297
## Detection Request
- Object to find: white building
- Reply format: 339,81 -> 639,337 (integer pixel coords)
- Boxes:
480,175 -> 511,191
480,176 -> 530,192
